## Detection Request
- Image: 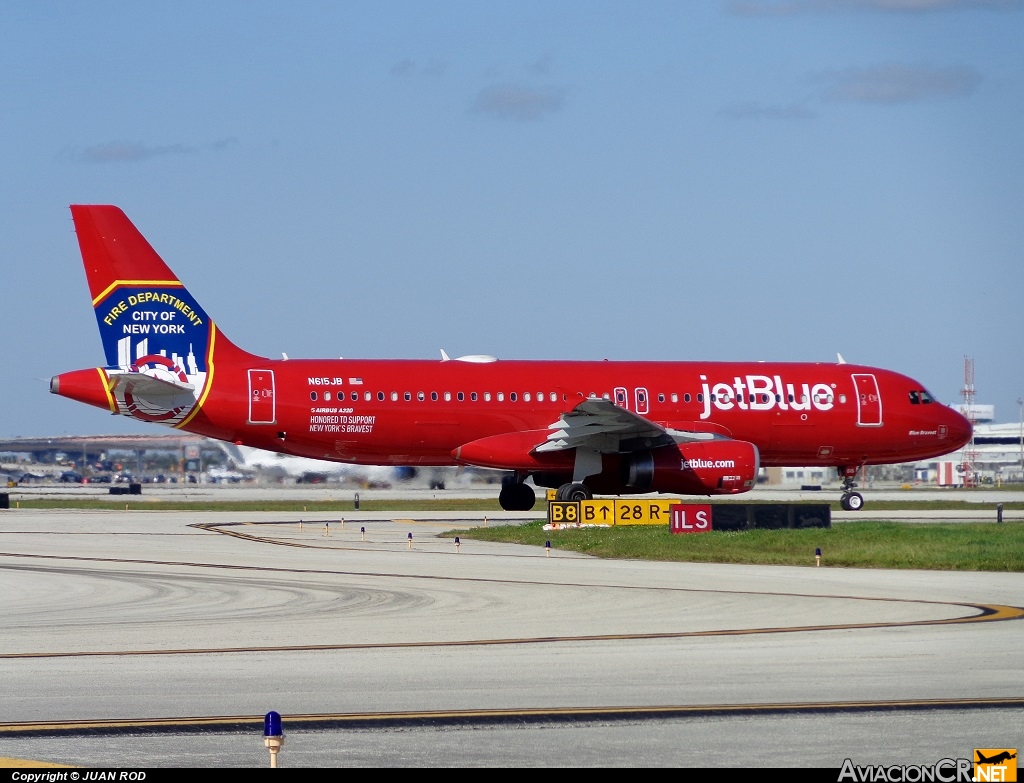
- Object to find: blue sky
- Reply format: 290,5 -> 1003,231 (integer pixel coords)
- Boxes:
2,0 -> 1022,437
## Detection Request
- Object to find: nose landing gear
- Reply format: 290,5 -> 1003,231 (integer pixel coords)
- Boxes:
838,466 -> 864,511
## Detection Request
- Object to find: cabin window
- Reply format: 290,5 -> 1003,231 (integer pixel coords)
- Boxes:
658,393 -> 665,403
524,392 -> 531,402
391,392 -> 398,401
484,392 -> 491,402
364,391 -> 371,401
760,393 -> 769,404
310,392 -> 318,401
673,393 -> 680,403
417,391 -> 425,401
696,394 -> 703,403
472,392 -> 478,401
378,392 -> 385,401
550,392 -> 558,402
497,392 -> 505,402
457,392 -> 465,401
404,392 -> 411,401
351,391 -> 358,401
510,392 -> 518,402
431,392 -> 438,401
839,394 -> 846,404
324,392 -> 331,401
444,392 -> 451,401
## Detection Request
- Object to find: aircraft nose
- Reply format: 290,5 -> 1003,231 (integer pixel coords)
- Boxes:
946,407 -> 973,449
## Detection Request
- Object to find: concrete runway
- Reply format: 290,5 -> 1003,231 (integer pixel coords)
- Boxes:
0,506 -> 1021,767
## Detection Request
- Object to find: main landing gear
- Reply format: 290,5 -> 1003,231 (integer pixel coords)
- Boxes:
555,482 -> 592,502
498,475 -> 536,511
838,467 -> 864,511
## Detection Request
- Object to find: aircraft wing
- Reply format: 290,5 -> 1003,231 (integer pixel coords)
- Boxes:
534,398 -> 718,455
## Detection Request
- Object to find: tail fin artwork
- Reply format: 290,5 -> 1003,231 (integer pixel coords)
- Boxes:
51,206 -> 255,428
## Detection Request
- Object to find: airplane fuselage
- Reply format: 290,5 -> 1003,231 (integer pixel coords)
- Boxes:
176,357 -> 967,470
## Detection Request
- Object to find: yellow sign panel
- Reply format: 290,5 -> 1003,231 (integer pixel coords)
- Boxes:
544,499 -> 675,526
579,499 -> 615,525
548,499 -> 678,526
609,499 -> 675,525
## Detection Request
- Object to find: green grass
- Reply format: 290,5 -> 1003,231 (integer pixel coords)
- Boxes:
8,494 -> 1023,571
445,520 -> 1024,572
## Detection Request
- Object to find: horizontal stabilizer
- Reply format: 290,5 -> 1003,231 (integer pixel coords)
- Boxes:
108,371 -> 195,397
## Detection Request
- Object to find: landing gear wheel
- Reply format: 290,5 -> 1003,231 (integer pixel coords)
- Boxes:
556,482 -> 592,502
499,482 -> 536,511
844,491 -> 864,511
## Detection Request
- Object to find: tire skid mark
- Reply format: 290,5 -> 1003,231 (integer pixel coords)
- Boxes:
2,521 -> 1021,659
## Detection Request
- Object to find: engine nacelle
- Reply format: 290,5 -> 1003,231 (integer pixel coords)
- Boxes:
622,440 -> 759,496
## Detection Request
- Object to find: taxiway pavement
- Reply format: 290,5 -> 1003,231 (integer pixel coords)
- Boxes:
0,506 -> 1021,767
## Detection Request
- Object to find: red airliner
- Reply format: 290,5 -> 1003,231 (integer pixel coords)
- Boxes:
51,206 -> 972,511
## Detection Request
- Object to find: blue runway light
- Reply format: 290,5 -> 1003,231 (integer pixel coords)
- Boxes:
264,711 -> 282,737
263,711 -> 285,767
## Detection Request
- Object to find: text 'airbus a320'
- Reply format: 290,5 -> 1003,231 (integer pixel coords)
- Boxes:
51,206 -> 972,511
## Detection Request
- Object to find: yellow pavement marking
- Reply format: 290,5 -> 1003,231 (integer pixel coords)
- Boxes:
3,697 -> 1024,736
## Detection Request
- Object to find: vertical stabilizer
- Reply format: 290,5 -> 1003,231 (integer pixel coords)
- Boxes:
67,205 -> 255,427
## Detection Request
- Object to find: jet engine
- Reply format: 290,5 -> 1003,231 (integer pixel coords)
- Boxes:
621,440 -> 759,496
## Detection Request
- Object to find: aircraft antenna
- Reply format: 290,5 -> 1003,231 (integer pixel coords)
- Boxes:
959,355 -> 979,488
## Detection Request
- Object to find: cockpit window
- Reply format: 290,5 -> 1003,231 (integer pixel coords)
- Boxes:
909,389 -> 935,405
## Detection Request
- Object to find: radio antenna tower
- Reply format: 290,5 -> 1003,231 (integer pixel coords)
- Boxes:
960,356 -> 979,487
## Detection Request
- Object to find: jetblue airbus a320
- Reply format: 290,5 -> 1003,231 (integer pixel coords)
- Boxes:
51,206 -> 972,511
